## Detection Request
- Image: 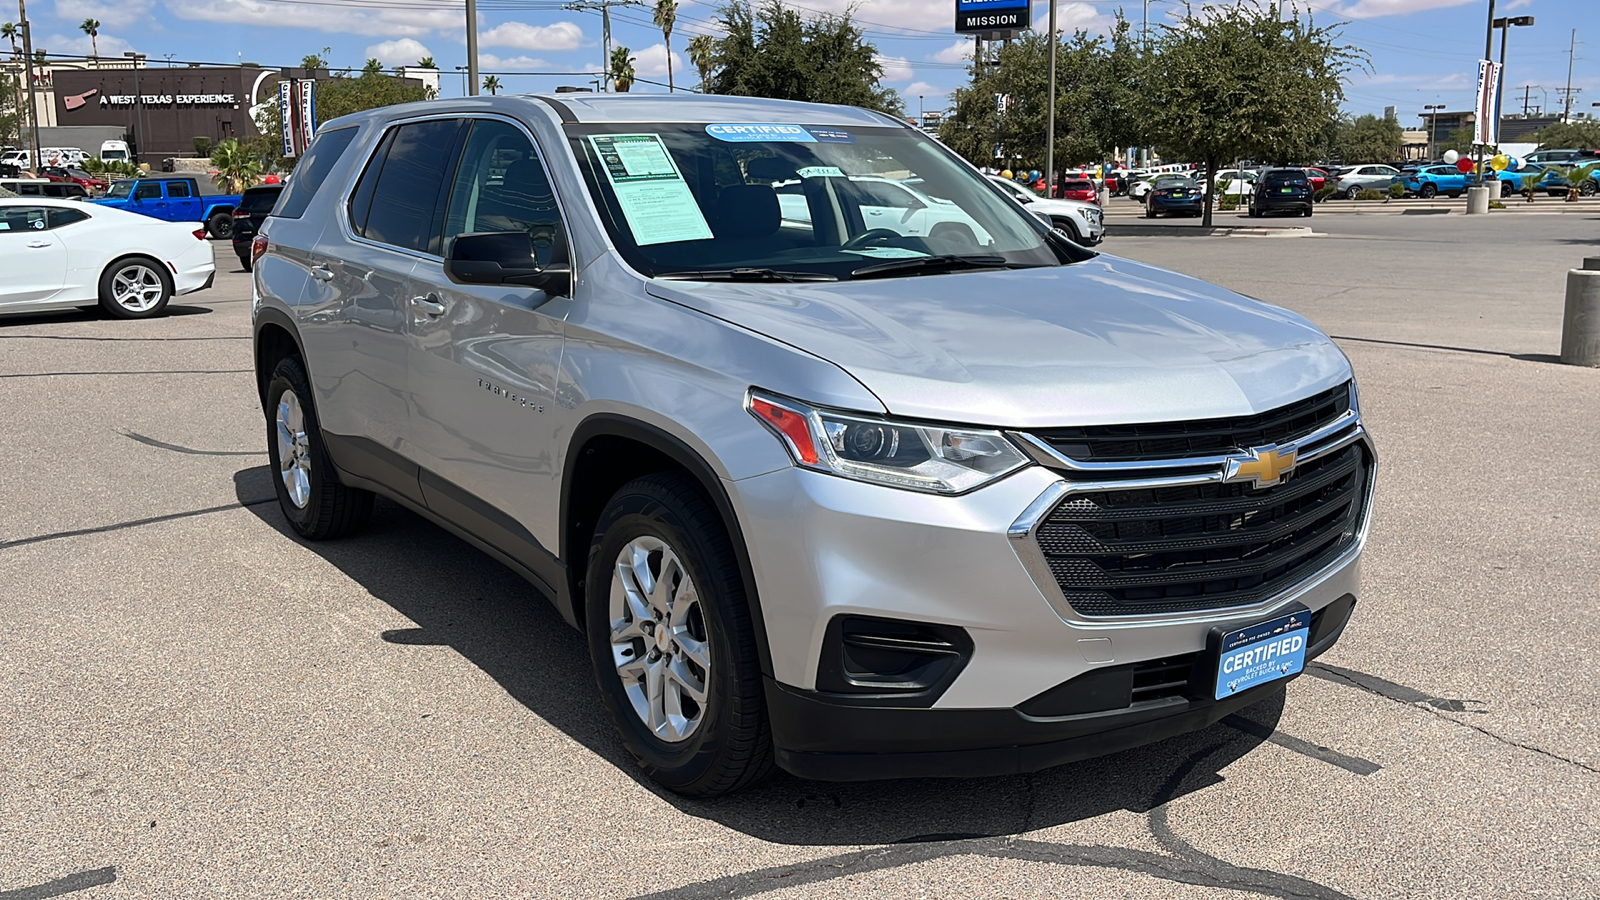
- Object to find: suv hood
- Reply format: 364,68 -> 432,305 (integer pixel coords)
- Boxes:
645,255 -> 1350,428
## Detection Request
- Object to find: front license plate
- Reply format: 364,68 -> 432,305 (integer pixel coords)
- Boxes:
1214,610 -> 1309,700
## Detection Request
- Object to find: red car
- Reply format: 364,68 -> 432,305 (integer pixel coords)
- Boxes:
40,166 -> 109,194
1058,178 -> 1099,204
1304,167 -> 1330,193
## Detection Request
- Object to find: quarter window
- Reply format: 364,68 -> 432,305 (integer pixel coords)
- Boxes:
275,126 -> 358,219
442,119 -> 563,263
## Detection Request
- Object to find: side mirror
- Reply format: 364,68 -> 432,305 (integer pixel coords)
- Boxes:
445,231 -> 570,295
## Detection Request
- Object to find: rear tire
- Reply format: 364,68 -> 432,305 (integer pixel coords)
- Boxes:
1419,184 -> 1438,199
264,356 -> 374,540
1344,185 -> 1363,200
586,473 -> 773,797
1582,180 -> 1598,197
97,257 -> 172,319
206,211 -> 233,240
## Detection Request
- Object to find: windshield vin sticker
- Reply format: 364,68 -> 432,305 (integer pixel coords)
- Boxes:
588,133 -> 714,246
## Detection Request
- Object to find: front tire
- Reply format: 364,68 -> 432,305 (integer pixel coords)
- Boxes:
586,473 -> 772,797
98,257 -> 172,319
1051,217 -> 1083,245
1581,179 -> 1599,197
264,356 -> 374,540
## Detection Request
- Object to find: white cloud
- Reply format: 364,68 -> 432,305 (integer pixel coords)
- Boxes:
164,0 -> 459,37
876,55 -> 913,83
479,54 -> 553,71
1030,1 -> 1114,35
53,0 -> 156,30
1327,0 -> 1477,17
37,30 -> 132,57
932,40 -> 972,66
632,43 -> 684,80
366,38 -> 432,68
903,81 -> 946,101
479,21 -> 585,52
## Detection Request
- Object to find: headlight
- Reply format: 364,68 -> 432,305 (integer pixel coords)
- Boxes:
747,390 -> 1030,494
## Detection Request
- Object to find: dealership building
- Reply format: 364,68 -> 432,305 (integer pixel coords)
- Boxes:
7,58 -> 436,163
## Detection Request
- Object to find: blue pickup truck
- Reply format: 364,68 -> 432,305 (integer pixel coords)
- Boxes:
91,176 -> 241,239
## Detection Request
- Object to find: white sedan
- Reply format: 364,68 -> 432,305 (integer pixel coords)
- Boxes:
0,198 -> 215,319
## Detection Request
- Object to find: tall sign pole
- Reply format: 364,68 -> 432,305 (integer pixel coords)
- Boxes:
466,0 -> 480,95
1045,0 -> 1057,194
1478,0 -> 1495,187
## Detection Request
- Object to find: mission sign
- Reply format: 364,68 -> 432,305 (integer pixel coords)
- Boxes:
955,0 -> 1032,34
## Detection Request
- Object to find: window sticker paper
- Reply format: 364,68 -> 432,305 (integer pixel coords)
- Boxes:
589,134 -> 714,246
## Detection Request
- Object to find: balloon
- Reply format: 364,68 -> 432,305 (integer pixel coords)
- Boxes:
1456,157 -> 1475,174
1508,156 -> 1523,171
262,174 -> 281,184
1028,169 -> 1042,182
1491,154 -> 1509,171
1000,169 -> 1013,180
1442,150 -> 1459,164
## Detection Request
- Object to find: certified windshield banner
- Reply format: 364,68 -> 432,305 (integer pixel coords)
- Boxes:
706,124 -> 816,143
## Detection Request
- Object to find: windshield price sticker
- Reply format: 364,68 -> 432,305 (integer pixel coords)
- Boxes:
797,165 -> 846,179
706,124 -> 817,143
588,134 -> 714,246
807,128 -> 856,144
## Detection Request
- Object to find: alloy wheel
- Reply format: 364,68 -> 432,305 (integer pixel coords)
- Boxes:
609,535 -> 710,743
110,264 -> 164,313
275,389 -> 312,509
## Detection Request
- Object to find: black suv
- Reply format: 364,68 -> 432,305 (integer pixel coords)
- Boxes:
231,184 -> 283,271
1249,168 -> 1313,218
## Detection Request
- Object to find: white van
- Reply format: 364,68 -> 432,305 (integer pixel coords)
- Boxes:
100,141 -> 131,163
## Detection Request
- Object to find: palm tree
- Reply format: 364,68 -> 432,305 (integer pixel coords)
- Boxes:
482,75 -> 502,95
653,0 -> 677,93
610,46 -> 636,93
362,57 -> 383,76
301,49 -> 329,70
209,139 -> 261,194
79,18 -> 100,59
416,56 -> 435,69
688,35 -> 713,93
1,23 -> 18,59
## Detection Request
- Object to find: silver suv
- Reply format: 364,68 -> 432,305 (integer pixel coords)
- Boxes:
251,95 -> 1375,797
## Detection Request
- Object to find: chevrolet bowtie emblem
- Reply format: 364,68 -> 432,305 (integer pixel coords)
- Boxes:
1224,444 -> 1297,488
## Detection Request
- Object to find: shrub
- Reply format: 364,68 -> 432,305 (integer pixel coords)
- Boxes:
1357,189 -> 1386,201
193,136 -> 213,157
1387,182 -> 1406,199
1314,186 -> 1337,203
1489,200 -> 1506,209
1218,195 -> 1238,211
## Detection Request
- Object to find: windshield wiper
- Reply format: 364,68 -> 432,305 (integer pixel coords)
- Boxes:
848,254 -> 1013,280
657,268 -> 838,283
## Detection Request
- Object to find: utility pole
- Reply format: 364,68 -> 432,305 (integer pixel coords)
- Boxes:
1522,84 -> 1534,116
565,0 -> 642,91
1563,28 -> 1579,121
466,0 -> 480,96
1044,0 -> 1057,196
18,0 -> 40,172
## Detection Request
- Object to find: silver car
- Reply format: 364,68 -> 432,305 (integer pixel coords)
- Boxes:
1331,164 -> 1402,199
252,95 -> 1375,796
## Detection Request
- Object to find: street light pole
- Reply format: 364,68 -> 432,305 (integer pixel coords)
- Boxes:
466,0 -> 480,95
1425,104 -> 1445,159
1493,16 -> 1534,137
1045,0 -> 1058,194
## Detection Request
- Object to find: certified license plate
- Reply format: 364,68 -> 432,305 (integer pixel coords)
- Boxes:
1214,610 -> 1309,700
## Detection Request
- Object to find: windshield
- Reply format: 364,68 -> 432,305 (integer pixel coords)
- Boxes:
102,150 -> 128,161
566,123 -> 1079,280
105,180 -> 134,199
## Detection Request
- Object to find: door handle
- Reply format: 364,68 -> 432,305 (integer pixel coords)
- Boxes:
411,294 -> 448,317
310,265 -> 334,282
27,240 -> 51,248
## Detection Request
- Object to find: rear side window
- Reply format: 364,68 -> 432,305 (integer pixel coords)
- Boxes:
352,119 -> 463,254
167,181 -> 192,198
274,126 -> 359,219
47,207 -> 89,228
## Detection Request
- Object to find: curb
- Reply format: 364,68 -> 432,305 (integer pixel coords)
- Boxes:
1111,224 -> 1314,237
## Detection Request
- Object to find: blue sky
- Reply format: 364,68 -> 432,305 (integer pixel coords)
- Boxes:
20,0 -> 1597,126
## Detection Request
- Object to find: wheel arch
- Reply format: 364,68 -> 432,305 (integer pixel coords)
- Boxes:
562,413 -> 775,677
100,253 -> 172,290
253,306 -> 307,410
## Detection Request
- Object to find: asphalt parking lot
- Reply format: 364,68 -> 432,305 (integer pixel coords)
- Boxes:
3,214 -> 1598,899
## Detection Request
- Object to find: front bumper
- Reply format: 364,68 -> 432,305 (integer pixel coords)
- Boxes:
731,453 -> 1369,777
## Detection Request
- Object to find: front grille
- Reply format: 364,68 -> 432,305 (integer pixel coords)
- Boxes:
1035,442 -> 1369,617
1032,382 -> 1351,463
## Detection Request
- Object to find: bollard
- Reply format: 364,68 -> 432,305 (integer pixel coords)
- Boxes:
1560,257 -> 1600,366
1465,185 -> 1491,215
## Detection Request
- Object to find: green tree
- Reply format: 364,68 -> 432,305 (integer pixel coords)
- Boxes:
79,18 -> 100,58
0,74 -> 20,148
1140,0 -> 1362,225
1437,126 -> 1480,157
1530,120 -> 1600,150
253,69 -> 432,170
610,46 -> 636,92
1,23 -> 18,58
655,0 -> 678,92
301,49 -> 329,70
209,139 -> 262,193
709,0 -> 902,115
688,34 -> 714,91
416,56 -> 435,69
1336,113 -> 1404,163
482,74 -> 502,96
362,58 -> 383,77
941,21 -> 1141,173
